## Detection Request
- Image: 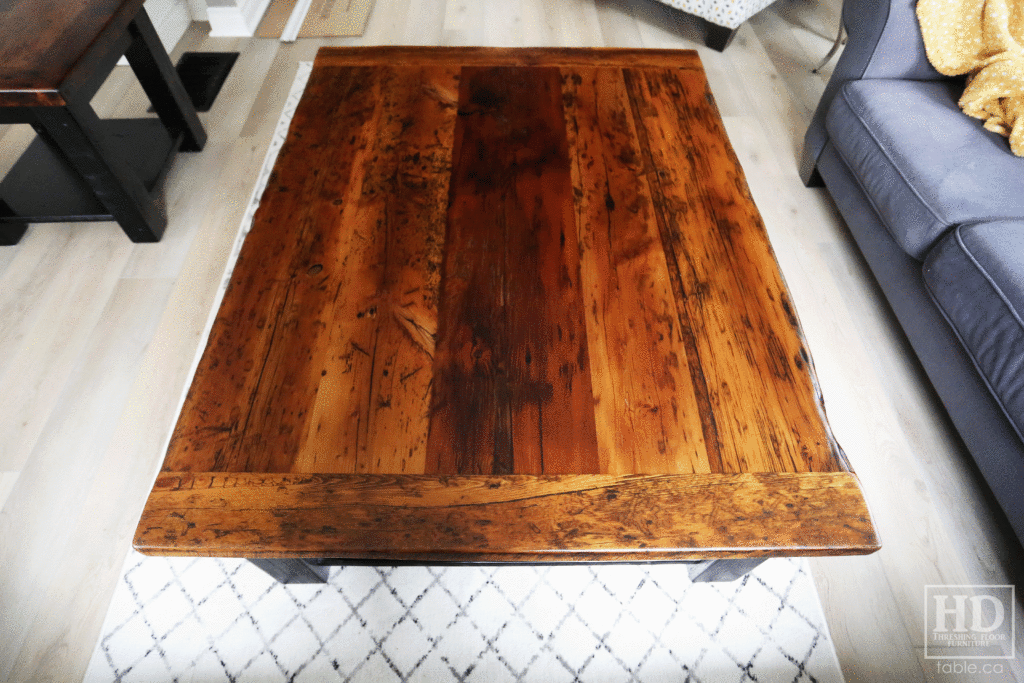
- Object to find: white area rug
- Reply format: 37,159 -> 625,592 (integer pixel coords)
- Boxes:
83,61 -> 845,683
84,553 -> 843,682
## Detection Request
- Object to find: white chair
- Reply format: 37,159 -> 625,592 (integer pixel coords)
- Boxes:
651,0 -> 779,49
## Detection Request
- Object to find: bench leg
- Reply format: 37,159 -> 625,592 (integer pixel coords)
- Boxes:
125,6 -> 207,153
31,104 -> 167,242
249,558 -> 331,584
0,199 -> 28,245
687,557 -> 766,582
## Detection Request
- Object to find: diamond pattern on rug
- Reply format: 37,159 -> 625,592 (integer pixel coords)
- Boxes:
84,555 -> 844,683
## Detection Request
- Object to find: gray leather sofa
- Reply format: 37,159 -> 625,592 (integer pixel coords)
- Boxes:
801,0 -> 1024,545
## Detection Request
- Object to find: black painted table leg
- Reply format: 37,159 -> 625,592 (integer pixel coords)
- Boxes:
31,103 -> 167,242
686,557 -> 766,582
249,559 -> 331,584
125,7 -> 206,153
704,20 -> 739,51
0,199 -> 28,245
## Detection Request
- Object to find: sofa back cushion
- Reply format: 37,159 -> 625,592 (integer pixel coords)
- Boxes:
801,0 -> 952,183
852,0 -> 947,81
826,79 -> 1024,259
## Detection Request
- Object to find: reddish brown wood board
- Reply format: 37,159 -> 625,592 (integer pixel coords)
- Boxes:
136,472 -> 879,561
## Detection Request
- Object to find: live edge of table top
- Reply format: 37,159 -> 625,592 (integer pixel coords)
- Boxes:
135,47 -> 880,563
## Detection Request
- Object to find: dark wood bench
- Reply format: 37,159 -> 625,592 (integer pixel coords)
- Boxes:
0,0 -> 205,245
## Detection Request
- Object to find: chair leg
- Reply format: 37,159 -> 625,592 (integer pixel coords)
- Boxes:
812,21 -> 846,73
704,20 -> 739,51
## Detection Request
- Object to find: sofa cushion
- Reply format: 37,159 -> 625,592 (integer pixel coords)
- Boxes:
826,79 -> 1024,260
858,0 -> 948,81
923,220 -> 1024,441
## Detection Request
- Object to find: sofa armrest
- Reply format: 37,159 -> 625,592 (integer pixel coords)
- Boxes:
800,0 -> 949,185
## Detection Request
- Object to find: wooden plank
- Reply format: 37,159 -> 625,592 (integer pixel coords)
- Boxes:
161,65 -> 374,472
243,65 -> 388,474
161,65 -> 457,473
298,64 -> 457,475
564,66 -> 712,475
134,471 -> 881,560
426,65 -> 600,475
314,46 -> 705,70
621,66 -> 845,474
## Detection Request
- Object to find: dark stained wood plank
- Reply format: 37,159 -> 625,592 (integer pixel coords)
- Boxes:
426,66 -> 600,475
314,46 -> 704,70
0,0 -> 144,106
621,67 -> 845,474
563,66 -> 713,475
162,65 -> 456,474
134,472 -> 880,560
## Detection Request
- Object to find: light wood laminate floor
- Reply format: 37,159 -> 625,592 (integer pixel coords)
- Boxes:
0,1 -> 1021,680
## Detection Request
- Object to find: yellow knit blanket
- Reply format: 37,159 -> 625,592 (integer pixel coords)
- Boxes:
917,0 -> 1024,155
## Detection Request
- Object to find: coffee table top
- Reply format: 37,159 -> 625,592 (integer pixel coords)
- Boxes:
0,0 -> 144,107
135,47 -> 879,562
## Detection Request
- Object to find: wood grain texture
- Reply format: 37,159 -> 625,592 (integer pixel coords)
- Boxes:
620,66 -> 843,474
140,47 -> 874,562
135,471 -> 880,560
427,66 -> 599,475
161,63 -> 457,474
564,66 -> 711,475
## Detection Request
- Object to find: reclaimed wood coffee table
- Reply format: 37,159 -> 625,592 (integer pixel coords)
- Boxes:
134,47 -> 879,583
